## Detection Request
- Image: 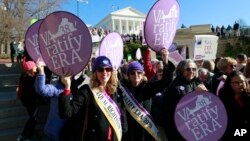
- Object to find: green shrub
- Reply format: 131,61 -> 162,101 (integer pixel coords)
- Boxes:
0,54 -> 10,59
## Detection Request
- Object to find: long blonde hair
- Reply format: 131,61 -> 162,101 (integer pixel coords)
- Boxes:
90,71 -> 118,94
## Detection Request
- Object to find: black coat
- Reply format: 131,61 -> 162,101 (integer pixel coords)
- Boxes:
121,62 -> 175,141
59,85 -> 128,141
19,73 -> 44,107
163,76 -> 202,141
219,90 -> 250,141
211,71 -> 224,95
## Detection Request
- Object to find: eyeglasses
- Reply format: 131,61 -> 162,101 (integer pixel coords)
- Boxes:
157,69 -> 163,73
185,68 -> 197,72
231,81 -> 245,86
96,67 -> 112,73
130,71 -> 143,75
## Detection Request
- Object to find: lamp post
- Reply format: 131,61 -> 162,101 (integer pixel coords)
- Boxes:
77,0 -> 88,17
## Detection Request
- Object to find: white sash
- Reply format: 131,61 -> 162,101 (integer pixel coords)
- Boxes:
119,84 -> 161,141
89,85 -> 122,141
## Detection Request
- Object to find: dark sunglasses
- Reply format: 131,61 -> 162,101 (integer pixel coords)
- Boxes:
185,68 -> 197,72
96,67 -> 112,73
130,71 -> 143,75
231,81 -> 245,86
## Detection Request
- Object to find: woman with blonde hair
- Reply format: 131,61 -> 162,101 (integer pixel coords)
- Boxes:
59,56 -> 127,141
243,61 -> 250,84
211,57 -> 237,95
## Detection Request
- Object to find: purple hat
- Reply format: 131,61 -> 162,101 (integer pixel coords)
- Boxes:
126,61 -> 144,75
92,56 -> 113,72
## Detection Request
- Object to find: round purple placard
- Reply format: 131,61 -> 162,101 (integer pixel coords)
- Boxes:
175,91 -> 227,141
25,20 -> 44,62
144,0 -> 180,53
38,11 -> 92,76
99,32 -> 123,70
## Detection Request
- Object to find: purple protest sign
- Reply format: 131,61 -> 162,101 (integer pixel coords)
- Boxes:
180,46 -> 187,59
25,20 -> 44,62
136,48 -> 142,60
38,11 -> 92,76
216,81 -> 224,96
99,32 -> 123,70
175,92 -> 227,141
144,0 -> 180,53
169,50 -> 183,67
168,42 -> 177,52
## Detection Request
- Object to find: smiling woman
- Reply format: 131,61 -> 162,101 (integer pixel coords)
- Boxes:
58,55 -> 127,141
219,70 -> 250,140
163,59 -> 208,141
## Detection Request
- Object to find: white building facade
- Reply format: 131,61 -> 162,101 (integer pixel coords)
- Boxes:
95,7 -> 146,35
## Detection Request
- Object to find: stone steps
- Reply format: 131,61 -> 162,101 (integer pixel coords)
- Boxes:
0,63 -> 50,141
0,98 -> 50,141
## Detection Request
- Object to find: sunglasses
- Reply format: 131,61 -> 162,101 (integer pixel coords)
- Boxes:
130,71 -> 143,75
185,68 -> 197,72
96,67 -> 112,73
231,81 -> 245,86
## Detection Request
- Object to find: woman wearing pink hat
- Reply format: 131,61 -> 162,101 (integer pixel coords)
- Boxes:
17,60 -> 40,141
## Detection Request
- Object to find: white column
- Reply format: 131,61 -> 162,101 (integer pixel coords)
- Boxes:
126,20 -> 129,34
139,21 -> 142,35
133,21 -> 135,34
112,19 -> 115,32
119,19 -> 122,34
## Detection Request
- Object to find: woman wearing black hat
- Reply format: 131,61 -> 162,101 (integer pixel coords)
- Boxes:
59,56 -> 127,141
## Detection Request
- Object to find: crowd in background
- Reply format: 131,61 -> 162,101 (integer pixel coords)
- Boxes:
10,40 -> 25,63
211,21 -> 241,38
15,40 -> 250,141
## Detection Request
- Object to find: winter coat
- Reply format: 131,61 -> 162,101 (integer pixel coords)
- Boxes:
121,62 -> 175,141
59,84 -> 128,141
163,76 -> 202,141
35,74 -> 65,141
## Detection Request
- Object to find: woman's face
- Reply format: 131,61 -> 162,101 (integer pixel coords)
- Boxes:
183,63 -> 197,81
128,70 -> 143,87
96,67 -> 112,86
230,75 -> 247,94
225,63 -> 237,74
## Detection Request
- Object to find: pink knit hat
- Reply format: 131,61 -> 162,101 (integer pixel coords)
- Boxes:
23,61 -> 36,71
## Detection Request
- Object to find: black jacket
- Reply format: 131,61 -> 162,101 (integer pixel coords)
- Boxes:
121,62 -> 175,141
59,85 -> 128,141
163,76 -> 202,141
219,90 -> 250,141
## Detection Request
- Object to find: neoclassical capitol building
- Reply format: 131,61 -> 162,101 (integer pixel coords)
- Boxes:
94,7 -> 217,57
95,7 -> 146,36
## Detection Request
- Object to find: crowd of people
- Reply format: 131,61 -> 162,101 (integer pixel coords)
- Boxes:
89,27 -> 142,44
211,21 -> 241,38
10,40 -> 25,63
15,46 -> 250,141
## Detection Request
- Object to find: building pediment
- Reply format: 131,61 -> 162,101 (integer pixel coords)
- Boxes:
111,7 -> 146,18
